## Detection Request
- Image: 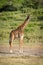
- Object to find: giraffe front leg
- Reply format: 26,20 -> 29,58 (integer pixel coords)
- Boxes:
19,35 -> 24,53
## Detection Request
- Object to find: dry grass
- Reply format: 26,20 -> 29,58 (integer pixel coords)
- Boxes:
0,56 -> 43,65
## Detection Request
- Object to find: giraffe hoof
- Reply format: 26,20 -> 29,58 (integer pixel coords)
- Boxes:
19,50 -> 23,53
10,50 -> 13,53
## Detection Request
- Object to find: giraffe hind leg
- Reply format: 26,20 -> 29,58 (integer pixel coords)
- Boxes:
9,37 -> 13,53
9,33 -> 14,53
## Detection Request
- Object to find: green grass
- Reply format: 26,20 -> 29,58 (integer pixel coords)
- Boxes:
0,56 -> 43,65
0,11 -> 43,45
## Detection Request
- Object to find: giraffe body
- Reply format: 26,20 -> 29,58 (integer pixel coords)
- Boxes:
9,15 -> 30,53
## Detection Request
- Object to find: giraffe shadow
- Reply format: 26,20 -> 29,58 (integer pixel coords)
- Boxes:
0,51 -> 16,54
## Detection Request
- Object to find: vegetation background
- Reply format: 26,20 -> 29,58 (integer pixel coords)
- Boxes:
0,0 -> 43,65
0,0 -> 43,45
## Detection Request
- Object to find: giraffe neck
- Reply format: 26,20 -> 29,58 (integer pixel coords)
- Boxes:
21,17 -> 30,30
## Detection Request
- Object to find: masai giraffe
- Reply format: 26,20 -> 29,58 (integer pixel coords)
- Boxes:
9,15 -> 30,53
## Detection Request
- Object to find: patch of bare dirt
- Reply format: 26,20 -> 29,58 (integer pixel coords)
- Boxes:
0,44 -> 43,57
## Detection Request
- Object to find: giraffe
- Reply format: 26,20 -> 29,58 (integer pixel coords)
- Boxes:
9,15 -> 30,53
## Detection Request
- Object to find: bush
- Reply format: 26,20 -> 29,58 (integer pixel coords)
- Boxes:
0,5 -> 17,12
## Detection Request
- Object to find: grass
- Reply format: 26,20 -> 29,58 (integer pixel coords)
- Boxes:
0,11 -> 43,45
0,56 -> 43,65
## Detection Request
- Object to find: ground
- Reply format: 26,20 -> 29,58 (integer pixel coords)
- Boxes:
0,44 -> 43,56
0,56 -> 43,65
0,44 -> 43,65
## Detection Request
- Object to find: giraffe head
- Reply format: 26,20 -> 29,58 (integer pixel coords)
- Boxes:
25,15 -> 30,21
27,15 -> 30,19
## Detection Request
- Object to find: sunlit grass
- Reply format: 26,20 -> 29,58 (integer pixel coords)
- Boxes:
0,11 -> 43,44
0,56 -> 43,65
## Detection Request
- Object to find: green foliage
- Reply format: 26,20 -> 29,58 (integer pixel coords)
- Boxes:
0,0 -> 43,11
0,0 -> 43,44
0,0 -> 8,8
0,11 -> 43,44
